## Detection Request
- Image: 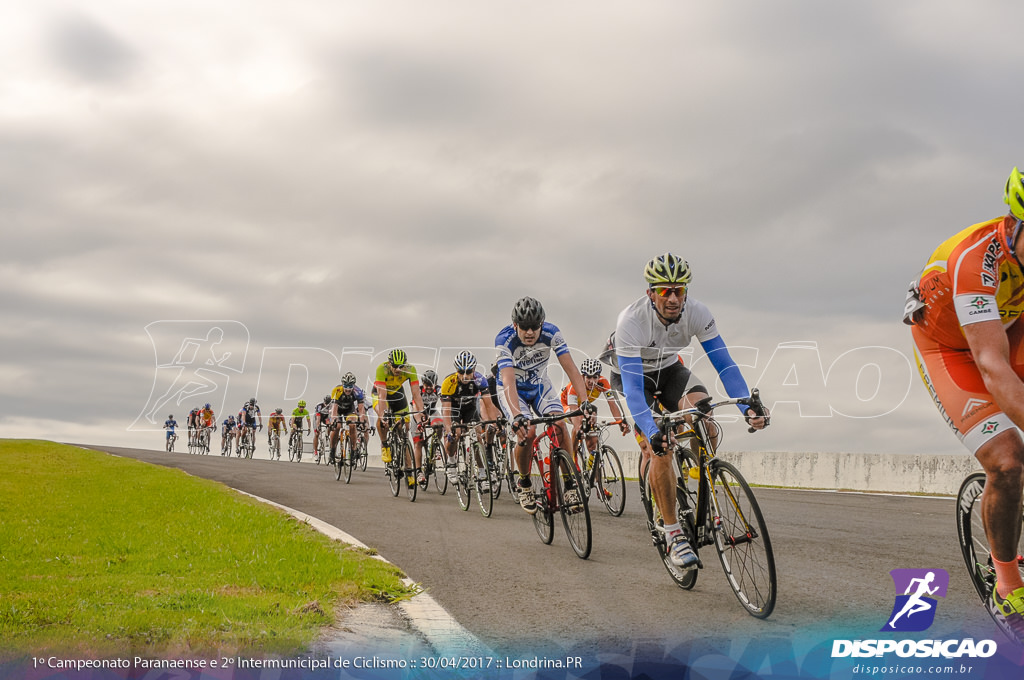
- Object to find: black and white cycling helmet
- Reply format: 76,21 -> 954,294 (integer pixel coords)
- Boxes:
580,359 -> 602,378
511,296 -> 545,328
643,252 -> 692,285
421,369 -> 438,386
341,371 -> 357,388
454,350 -> 477,372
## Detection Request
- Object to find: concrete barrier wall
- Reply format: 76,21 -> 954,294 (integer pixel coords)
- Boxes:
615,450 -> 983,496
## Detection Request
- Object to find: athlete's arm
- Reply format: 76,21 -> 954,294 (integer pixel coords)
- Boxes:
617,355 -> 657,439
964,319 -> 1024,428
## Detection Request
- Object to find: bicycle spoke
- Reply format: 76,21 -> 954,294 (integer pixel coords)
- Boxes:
554,449 -> 591,559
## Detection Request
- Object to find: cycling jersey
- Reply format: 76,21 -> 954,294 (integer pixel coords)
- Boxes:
495,322 -> 570,399
420,383 -> 441,412
267,414 -> 285,432
239,404 -> 260,426
441,371 -> 488,407
560,378 -> 612,410
613,294 -> 749,439
222,418 -> 236,432
198,408 -> 214,428
164,419 -> 177,439
291,407 -> 310,428
374,362 -> 419,395
909,215 -> 1024,453
910,216 -> 1024,349
331,385 -> 366,415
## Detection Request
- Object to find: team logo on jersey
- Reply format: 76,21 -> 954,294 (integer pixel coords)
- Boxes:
981,420 -> 1000,435
881,569 -> 948,632
969,297 -> 990,310
961,398 -> 989,419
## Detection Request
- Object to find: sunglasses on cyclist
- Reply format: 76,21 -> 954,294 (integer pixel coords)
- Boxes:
651,285 -> 687,299
458,369 -> 475,376
518,323 -> 542,332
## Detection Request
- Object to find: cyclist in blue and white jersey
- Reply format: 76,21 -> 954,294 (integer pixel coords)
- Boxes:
496,296 -> 594,514
221,414 -> 238,454
164,415 -> 178,445
608,253 -> 768,569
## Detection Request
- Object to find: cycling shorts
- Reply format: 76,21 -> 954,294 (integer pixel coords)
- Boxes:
496,378 -> 562,420
373,391 -> 409,414
912,323 -> 1024,454
610,361 -> 706,443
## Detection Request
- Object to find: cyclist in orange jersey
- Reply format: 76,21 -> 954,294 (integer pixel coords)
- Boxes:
906,167 -> 1024,632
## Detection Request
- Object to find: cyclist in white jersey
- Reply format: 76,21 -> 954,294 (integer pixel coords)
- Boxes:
495,296 -> 594,514
609,253 -> 768,568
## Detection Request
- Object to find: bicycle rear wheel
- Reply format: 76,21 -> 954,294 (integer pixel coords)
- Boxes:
471,441 -> 493,517
404,442 -> 417,502
640,455 -> 698,590
359,437 -> 368,471
596,445 -> 626,517
531,453 -> 554,544
431,438 -> 448,495
709,459 -> 776,618
554,449 -> 591,559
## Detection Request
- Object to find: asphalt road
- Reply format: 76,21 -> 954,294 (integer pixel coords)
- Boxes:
83,444 -> 995,657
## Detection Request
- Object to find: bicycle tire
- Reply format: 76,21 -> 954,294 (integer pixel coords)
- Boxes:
166,437 -> 173,453
709,459 -> 777,618
471,440 -> 493,517
341,436 -> 354,483
641,458 -> 698,590
485,442 -> 502,501
403,441 -> 417,502
454,439 -> 472,511
531,451 -> 555,544
596,445 -> 626,517
553,448 -> 592,559
359,436 -> 368,471
955,471 -> 1024,646
431,438 -> 448,495
201,430 -> 211,456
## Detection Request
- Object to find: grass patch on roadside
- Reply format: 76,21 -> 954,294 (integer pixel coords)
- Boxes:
0,440 -> 414,659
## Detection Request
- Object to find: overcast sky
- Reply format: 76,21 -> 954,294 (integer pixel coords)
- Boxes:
3,1 -> 1019,456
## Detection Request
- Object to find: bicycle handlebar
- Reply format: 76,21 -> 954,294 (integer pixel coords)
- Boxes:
659,388 -> 770,433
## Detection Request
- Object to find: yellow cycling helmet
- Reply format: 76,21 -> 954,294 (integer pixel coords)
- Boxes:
1006,167 -> 1024,221
643,252 -> 692,285
388,349 -> 407,366
297,399 -> 306,408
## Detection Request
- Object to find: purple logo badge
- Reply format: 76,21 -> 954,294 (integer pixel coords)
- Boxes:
882,569 -> 949,632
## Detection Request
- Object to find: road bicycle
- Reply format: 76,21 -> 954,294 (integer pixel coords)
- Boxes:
287,427 -> 304,462
520,409 -> 592,559
195,427 -> 211,456
237,427 -> 255,459
382,411 -> 418,502
640,390 -> 775,618
268,429 -> 282,460
421,424 -> 446,494
572,418 -> 627,517
165,432 -> 177,453
478,418 -> 506,501
221,430 -> 233,456
335,421 -> 367,484
315,424 -> 330,464
449,423 -> 493,517
955,471 -> 1024,644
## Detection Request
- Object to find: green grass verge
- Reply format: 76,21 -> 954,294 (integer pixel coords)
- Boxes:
0,440 -> 415,658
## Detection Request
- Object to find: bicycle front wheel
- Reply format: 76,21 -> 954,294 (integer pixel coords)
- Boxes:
471,441 -> 493,517
596,445 -> 626,517
957,472 -> 996,601
431,438 -> 448,495
709,459 -> 776,618
531,452 -> 554,545
553,449 -> 591,559
454,443 -> 471,511
404,442 -> 417,502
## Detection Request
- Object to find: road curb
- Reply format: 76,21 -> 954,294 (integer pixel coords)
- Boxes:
235,490 -> 491,657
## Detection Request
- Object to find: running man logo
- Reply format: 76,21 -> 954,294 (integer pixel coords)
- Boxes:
130,321 -> 250,431
881,569 -> 949,632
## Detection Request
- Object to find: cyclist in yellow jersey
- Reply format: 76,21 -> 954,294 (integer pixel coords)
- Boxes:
291,400 -> 311,439
373,349 -> 425,470
267,408 -> 287,459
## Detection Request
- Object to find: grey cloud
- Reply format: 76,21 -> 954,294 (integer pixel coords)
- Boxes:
48,13 -> 139,84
